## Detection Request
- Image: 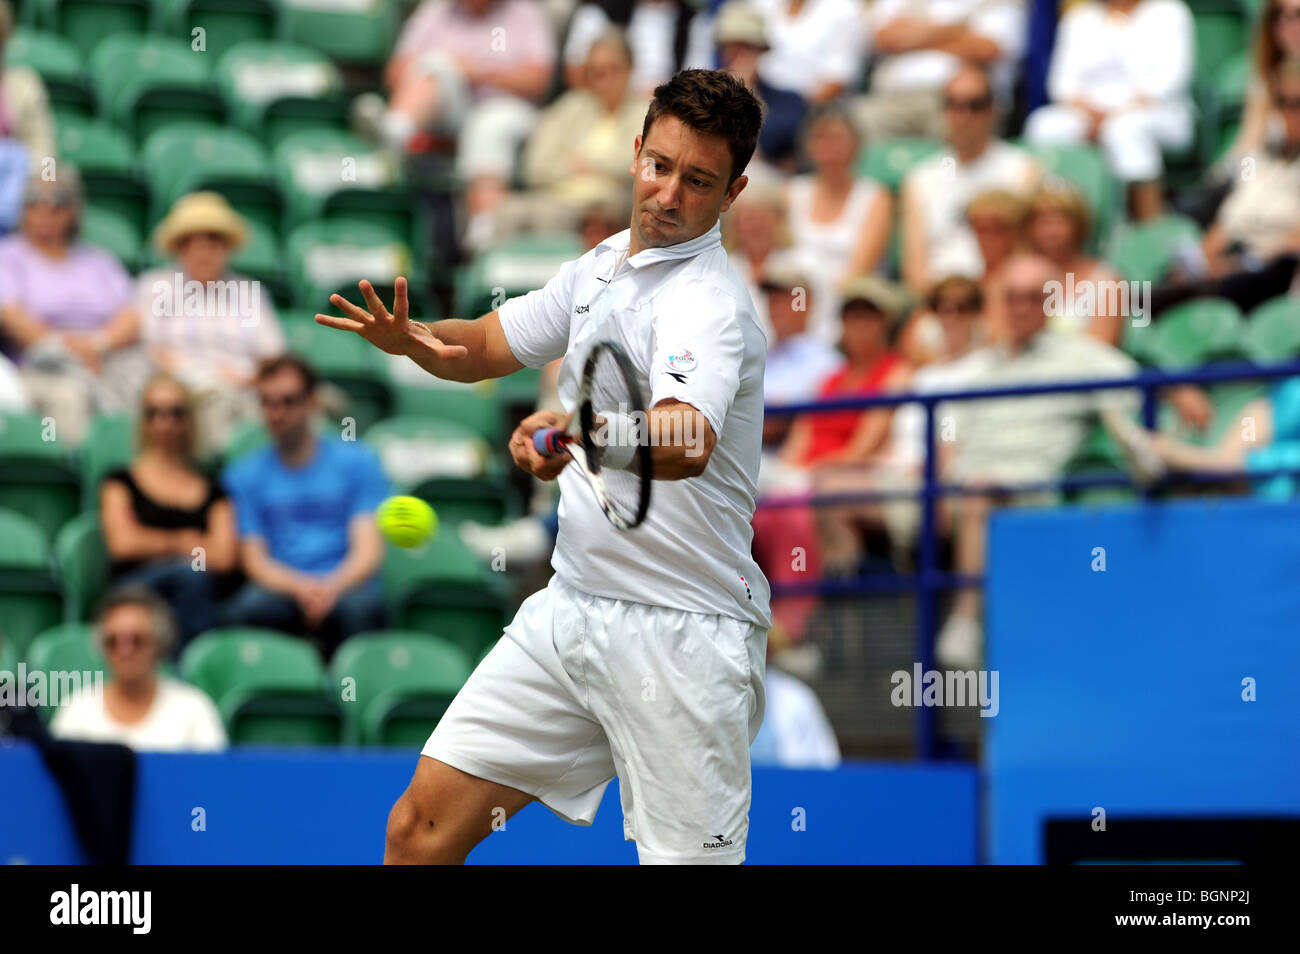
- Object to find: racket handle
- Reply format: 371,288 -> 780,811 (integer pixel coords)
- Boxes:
533,427 -> 568,456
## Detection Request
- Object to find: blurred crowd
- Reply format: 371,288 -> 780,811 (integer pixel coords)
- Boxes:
2,0 -> 1299,762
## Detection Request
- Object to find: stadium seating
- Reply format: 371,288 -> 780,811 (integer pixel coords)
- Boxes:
82,204 -> 145,269
281,310 -> 395,432
53,512 -> 110,624
23,623 -> 106,721
88,33 -> 225,140
215,39 -> 346,148
276,0 -> 400,67
856,138 -> 943,192
6,28 -> 94,118
0,508 -> 64,661
78,414 -> 134,511
1104,213 -> 1204,286
329,631 -> 472,746
1145,298 -> 1249,368
1245,296 -> 1300,362
0,413 -> 82,542
389,375 -> 505,444
454,234 -> 583,319
36,0 -> 152,57
180,627 -> 342,745
58,114 -> 149,234
140,122 -> 280,232
158,0 -> 277,61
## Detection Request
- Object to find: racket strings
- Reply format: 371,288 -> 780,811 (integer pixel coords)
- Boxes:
585,348 -> 649,523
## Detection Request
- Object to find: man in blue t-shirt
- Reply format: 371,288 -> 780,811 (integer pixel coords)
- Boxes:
222,355 -> 389,655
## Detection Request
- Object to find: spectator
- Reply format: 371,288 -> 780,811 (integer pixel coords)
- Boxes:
563,0 -> 714,97
488,29 -> 645,243
222,355 -> 389,657
100,375 -> 238,651
900,63 -> 1042,293
1024,0 -> 1194,222
356,0 -> 556,251
722,179 -> 806,341
0,169 -> 145,445
712,1 -> 806,171
759,256 -> 843,423
1222,0 -> 1300,169
750,0 -> 868,106
787,101 -> 894,347
966,188 -> 1028,298
577,185 -> 631,252
1149,57 -> 1300,318
0,1 -> 56,231
137,192 -> 285,457
934,254 -> 1142,667
0,348 -> 28,412
749,662 -> 841,768
1024,184 -> 1124,345
51,586 -> 227,752
856,0 -> 1026,142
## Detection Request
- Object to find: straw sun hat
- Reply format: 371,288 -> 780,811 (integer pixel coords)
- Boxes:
152,191 -> 249,254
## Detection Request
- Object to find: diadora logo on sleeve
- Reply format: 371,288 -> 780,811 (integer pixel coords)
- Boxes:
665,350 -> 696,372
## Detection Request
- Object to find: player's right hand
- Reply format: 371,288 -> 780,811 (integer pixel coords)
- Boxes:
316,277 -> 469,362
510,410 -> 573,482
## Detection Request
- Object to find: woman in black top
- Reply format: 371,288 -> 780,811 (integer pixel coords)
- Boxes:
100,375 -> 238,652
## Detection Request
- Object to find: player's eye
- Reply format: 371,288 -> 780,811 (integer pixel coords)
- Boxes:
691,178 -> 707,188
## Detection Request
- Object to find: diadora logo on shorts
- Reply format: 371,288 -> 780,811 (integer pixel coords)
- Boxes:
702,833 -> 734,850
740,575 -> 752,600
575,304 -> 590,314
666,350 -> 696,372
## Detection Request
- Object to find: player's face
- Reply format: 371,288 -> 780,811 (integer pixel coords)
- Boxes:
629,115 -> 747,252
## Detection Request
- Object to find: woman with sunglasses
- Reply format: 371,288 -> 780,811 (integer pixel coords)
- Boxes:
51,586 -> 226,751
1222,0 -> 1300,167
99,375 -> 238,653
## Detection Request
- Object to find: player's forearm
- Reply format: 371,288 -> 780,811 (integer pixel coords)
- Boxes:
644,404 -> 716,480
410,319 -> 494,382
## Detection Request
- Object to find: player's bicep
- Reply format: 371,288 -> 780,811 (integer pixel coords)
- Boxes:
478,309 -> 527,377
496,258 -> 580,369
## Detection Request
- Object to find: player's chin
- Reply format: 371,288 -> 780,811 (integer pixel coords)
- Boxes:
641,210 -> 680,241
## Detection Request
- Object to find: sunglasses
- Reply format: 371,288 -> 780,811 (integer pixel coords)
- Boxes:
1004,288 -> 1048,304
103,631 -> 152,651
259,392 -> 308,410
144,404 -> 188,420
1273,6 -> 1300,20
1275,94 -> 1300,110
936,300 -> 981,315
944,95 -> 993,113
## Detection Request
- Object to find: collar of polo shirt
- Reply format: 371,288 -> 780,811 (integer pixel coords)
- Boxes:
595,219 -> 724,269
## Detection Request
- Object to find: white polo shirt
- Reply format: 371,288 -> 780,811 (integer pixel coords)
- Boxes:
497,219 -> 772,630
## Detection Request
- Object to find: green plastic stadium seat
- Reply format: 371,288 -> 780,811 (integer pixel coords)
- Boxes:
180,628 -> 341,746
5,28 -> 94,116
329,631 -> 473,746
409,476 -> 524,528
0,508 -> 63,661
364,414 -> 491,484
82,205 -> 144,270
455,234 -> 584,318
55,115 -> 149,233
158,0 -> 278,62
285,218 -> 417,311
1104,214 -> 1203,286
857,138 -> 944,191
36,0 -> 152,57
276,0 -> 400,67
53,512 -> 110,624
1191,5 -> 1249,86
1245,296 -> 1300,362
24,623 -> 106,721
88,34 -> 224,140
0,413 -> 82,542
382,536 -> 509,662
140,122 -> 280,233
79,414 -> 134,511
272,127 -> 403,225
280,313 -> 395,433
391,377 -> 504,443
1147,298 -> 1248,369
229,216 -> 289,305
0,636 -> 15,682
216,40 -> 346,148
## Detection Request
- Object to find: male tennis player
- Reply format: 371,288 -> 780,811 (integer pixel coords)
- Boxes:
318,69 -> 771,865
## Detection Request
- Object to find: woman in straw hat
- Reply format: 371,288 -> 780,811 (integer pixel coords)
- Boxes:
135,191 -> 285,457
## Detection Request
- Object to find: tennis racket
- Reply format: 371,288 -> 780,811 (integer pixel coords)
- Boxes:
532,339 -> 652,530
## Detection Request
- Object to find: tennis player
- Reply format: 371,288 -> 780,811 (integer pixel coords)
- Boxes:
318,69 -> 771,865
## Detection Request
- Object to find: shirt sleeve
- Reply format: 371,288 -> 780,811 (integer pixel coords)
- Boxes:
348,445 -> 392,519
496,256 -> 581,368
1134,1 -> 1193,102
649,281 -> 746,438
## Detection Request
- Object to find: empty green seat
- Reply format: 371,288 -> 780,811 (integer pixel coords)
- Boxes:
180,627 -> 341,746
88,33 -> 224,140
6,28 -> 93,115
82,205 -> 144,269
1245,296 -> 1300,362
455,234 -> 583,317
285,217 -> 416,310
0,508 -> 62,661
277,0 -> 400,67
216,39 -> 345,147
391,377 -> 503,443
79,414 -> 134,510
56,115 -> 148,233
1105,214 -> 1203,286
140,122 -> 279,232
37,0 -> 152,57
0,413 -> 81,541
53,512 -> 110,624
159,0 -> 277,61
408,476 -> 524,528
330,631 -> 472,746
273,127 -> 403,224
364,414 -> 491,484
1147,298 -> 1247,369
858,138 -> 943,191
22,622 -> 106,722
230,216 -> 289,304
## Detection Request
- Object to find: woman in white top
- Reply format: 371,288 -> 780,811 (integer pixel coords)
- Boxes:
51,587 -> 227,752
1223,0 -> 1300,167
787,103 -> 894,346
1024,0 -> 1195,221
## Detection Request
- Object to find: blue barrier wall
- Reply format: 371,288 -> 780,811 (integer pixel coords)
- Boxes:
986,498 -> 1300,864
0,743 -> 977,864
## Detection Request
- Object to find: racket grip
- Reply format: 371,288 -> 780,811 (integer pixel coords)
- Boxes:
533,427 -> 567,456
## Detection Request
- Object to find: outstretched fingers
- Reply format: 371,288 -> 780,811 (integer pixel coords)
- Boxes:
358,279 -> 392,322
327,291 -> 378,326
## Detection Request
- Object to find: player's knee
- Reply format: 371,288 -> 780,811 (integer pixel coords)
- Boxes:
384,790 -> 465,864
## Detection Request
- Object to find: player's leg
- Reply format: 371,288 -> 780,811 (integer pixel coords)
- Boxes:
384,756 -> 535,864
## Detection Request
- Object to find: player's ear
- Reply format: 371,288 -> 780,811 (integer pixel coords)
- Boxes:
629,135 -> 643,177
719,174 -> 748,215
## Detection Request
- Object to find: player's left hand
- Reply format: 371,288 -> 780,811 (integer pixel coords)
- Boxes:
510,410 -> 574,481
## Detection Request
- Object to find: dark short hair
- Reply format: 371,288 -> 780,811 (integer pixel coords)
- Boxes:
255,353 -> 319,393
640,68 -> 764,186
93,585 -> 179,658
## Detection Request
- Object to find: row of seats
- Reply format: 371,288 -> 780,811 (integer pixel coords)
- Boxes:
4,624 -> 483,747
0,504 -> 512,664
8,0 -> 401,65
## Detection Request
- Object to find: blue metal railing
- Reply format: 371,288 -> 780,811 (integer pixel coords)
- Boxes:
761,357 -> 1300,759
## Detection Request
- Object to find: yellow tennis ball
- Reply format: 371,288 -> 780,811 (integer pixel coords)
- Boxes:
377,496 -> 437,548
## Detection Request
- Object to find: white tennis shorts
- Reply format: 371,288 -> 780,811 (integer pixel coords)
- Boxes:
422,575 -> 768,864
